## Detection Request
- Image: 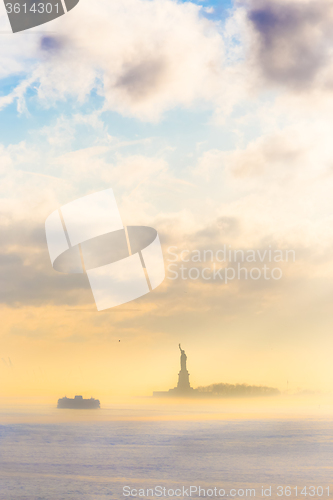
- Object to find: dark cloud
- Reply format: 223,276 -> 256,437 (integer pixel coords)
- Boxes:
0,249 -> 91,307
115,58 -> 167,101
40,36 -> 65,53
0,216 -> 318,312
247,0 -> 333,88
0,221 -> 92,307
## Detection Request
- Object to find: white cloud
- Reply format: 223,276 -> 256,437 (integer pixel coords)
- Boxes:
192,120 -> 333,250
0,0 -> 227,121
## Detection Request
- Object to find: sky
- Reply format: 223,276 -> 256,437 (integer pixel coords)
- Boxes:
1,0 -> 333,400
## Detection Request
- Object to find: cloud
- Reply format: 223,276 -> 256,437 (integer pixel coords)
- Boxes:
40,36 -> 64,53
191,117 -> 333,255
0,117 -> 185,308
194,149 -> 225,181
0,0 -> 226,121
245,0 -> 333,89
114,58 -> 167,103
223,128 -> 309,177
0,89 -> 332,319
0,220 -> 92,307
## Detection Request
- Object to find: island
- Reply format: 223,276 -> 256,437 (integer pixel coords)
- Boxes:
153,345 -> 280,398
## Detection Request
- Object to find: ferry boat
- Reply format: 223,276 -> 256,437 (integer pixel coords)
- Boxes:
57,395 -> 100,409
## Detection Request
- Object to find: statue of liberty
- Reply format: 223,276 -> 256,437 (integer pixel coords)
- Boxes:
153,344 -> 194,397
179,344 -> 187,371
176,344 -> 192,392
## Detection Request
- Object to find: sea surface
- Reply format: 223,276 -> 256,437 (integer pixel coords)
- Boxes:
0,401 -> 333,500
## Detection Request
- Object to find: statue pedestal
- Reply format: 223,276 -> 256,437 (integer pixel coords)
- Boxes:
177,369 -> 191,392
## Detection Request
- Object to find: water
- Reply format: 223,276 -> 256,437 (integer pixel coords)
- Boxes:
0,404 -> 332,499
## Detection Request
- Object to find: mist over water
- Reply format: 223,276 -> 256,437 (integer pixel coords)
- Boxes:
1,401 -> 333,500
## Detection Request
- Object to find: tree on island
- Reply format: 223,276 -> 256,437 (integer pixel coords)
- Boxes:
197,383 -> 280,397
